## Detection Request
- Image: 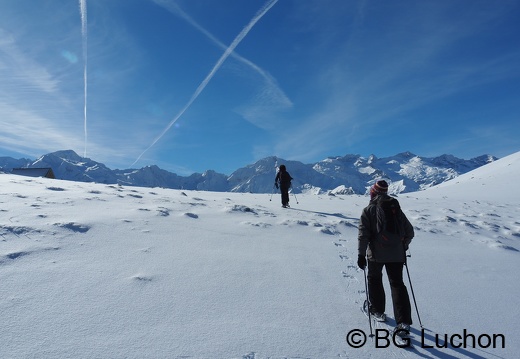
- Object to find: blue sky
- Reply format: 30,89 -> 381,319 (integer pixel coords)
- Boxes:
1,0 -> 519,175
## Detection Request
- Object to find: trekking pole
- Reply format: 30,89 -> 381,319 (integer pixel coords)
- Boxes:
404,253 -> 424,328
269,185 -> 276,201
363,265 -> 374,337
292,191 -> 299,204
290,185 -> 299,204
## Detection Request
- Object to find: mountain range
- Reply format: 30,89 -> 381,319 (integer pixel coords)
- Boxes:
0,150 -> 497,195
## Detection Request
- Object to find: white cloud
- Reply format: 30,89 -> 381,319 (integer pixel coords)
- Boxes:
0,103 -> 81,153
0,28 -> 59,93
270,1 -> 520,162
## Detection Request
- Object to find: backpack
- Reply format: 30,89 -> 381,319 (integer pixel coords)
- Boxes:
278,171 -> 292,187
373,196 -> 405,251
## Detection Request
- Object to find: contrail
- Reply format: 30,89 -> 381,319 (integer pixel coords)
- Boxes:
152,0 -> 292,128
151,0 -> 288,101
79,0 -> 88,157
131,0 -> 278,167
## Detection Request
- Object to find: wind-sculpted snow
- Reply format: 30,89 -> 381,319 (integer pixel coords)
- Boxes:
0,151 -> 518,358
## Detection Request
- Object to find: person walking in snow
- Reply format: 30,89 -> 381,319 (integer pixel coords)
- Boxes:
274,164 -> 293,208
357,180 -> 415,334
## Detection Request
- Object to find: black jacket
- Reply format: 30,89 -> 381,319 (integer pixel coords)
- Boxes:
358,194 -> 414,263
275,170 -> 293,189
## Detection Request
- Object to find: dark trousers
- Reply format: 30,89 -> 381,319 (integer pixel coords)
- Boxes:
367,261 -> 412,325
280,186 -> 290,206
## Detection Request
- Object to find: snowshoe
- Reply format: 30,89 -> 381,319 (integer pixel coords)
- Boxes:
362,300 -> 386,322
394,323 -> 411,338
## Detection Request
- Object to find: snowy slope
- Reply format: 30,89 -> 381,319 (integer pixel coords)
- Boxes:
1,152 -> 518,358
420,149 -> 520,200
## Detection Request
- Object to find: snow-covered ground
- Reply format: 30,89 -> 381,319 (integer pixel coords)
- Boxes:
1,151 -> 519,359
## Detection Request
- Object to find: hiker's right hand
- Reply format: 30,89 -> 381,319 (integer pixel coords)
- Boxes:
357,255 -> 366,270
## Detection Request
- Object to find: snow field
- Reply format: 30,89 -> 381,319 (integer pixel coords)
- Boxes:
1,151 -> 519,358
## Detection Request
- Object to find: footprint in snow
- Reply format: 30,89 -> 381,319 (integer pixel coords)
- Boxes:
0,251 -> 30,265
242,221 -> 272,228
346,264 -> 359,271
488,241 -> 518,252
184,212 -> 198,219
342,271 -> 357,280
106,185 -> 123,192
5,251 -> 31,260
1,225 -> 42,236
320,227 -> 338,235
127,193 -> 143,199
46,187 -> 66,191
226,205 -> 257,214
157,208 -> 170,217
54,222 -> 90,233
188,202 -> 207,207
131,274 -> 154,283
338,220 -> 358,228
1,247 -> 60,265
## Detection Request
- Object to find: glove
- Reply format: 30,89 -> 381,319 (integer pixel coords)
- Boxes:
275,183 -> 279,189
357,255 -> 366,270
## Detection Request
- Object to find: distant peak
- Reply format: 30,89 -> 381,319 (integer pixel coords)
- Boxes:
49,150 -> 83,161
396,151 -> 416,158
475,154 -> 498,163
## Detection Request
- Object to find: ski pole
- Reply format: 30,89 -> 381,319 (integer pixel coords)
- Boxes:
269,185 -> 276,201
290,185 -> 299,204
363,265 -> 374,337
404,260 -> 424,328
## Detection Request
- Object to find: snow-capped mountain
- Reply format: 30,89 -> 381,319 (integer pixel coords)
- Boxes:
0,156 -> 32,171
0,150 -> 497,194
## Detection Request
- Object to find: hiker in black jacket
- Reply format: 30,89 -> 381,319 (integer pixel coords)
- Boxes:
274,165 -> 293,208
357,180 -> 414,334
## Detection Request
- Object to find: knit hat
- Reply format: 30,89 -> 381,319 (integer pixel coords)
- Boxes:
370,180 -> 388,198
373,180 -> 388,193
